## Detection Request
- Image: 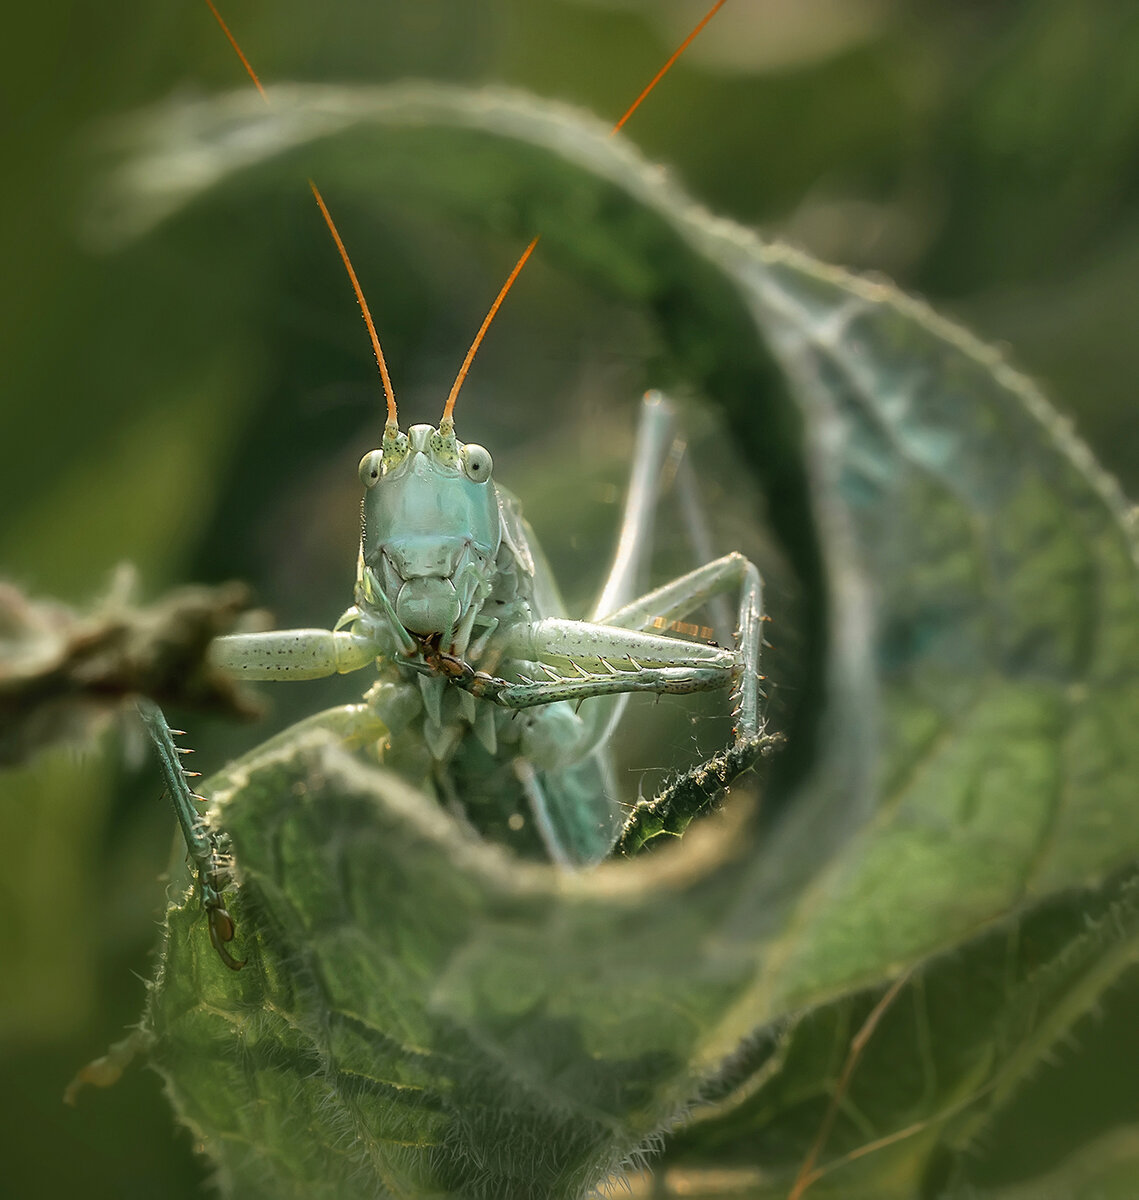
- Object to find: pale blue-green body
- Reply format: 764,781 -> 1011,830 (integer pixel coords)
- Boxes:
204,394 -> 761,872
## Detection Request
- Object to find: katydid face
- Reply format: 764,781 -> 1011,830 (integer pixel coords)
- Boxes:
357,424 -> 500,639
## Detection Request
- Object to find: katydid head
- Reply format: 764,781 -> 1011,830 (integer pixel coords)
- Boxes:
355,422 -> 501,647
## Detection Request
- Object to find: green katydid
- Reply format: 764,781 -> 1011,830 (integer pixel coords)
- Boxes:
142,0 -> 766,972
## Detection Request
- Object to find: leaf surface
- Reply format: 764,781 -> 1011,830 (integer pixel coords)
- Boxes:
99,85 -> 1139,1197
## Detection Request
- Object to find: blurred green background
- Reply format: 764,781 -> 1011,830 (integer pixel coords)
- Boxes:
2,1 -> 1138,1196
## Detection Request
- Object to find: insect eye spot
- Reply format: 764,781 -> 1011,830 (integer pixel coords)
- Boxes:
358,449 -> 383,488
462,444 -> 493,482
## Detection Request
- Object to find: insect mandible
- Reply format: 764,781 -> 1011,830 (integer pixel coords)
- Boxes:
142,0 -> 767,972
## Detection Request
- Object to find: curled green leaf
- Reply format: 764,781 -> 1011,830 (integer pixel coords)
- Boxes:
90,85 -> 1139,1198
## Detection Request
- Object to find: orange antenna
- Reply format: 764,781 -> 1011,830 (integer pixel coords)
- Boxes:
204,0 -> 399,428
440,236 -> 539,427
442,0 -> 726,422
308,182 -> 399,426
205,0 -> 267,101
611,0 -> 726,135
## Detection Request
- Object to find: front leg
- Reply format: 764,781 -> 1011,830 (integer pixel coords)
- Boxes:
502,552 -> 764,740
208,625 -> 381,679
413,624 -> 735,708
598,551 -> 763,739
459,656 -> 735,710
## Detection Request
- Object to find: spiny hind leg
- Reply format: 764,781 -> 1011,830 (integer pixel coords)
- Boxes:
137,698 -> 245,970
597,551 -> 764,739
138,699 -> 390,969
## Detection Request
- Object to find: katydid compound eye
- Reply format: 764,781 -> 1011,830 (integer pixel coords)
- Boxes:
358,449 -> 383,488
461,444 -> 492,482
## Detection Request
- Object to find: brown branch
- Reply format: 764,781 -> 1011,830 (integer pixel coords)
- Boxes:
0,574 -> 261,765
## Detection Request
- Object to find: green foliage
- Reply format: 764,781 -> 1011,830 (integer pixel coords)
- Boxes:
92,87 -> 1139,1197
4,6 -> 1139,1199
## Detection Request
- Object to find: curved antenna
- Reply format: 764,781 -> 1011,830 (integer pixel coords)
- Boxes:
204,0 -> 267,100
204,0 -> 399,429
611,0 -> 726,135
308,183 -> 399,428
440,236 -> 539,428
442,0 -> 727,423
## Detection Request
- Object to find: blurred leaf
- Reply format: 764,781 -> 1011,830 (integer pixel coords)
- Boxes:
921,1 -> 1139,296
960,1123 -> 1139,1200
659,867 -> 1139,1197
90,84 -> 1139,1197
